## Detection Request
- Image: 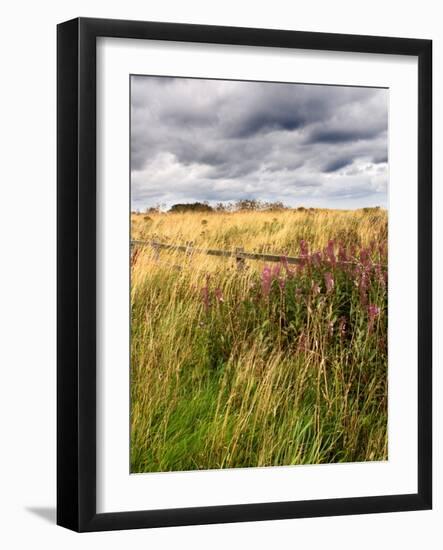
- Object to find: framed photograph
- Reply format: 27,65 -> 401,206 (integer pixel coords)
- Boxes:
57,17 -> 432,532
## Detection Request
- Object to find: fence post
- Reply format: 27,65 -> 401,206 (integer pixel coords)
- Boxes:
235,247 -> 245,270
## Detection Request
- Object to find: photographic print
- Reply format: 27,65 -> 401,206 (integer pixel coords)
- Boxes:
130,75 -> 388,474
57,18 -> 431,530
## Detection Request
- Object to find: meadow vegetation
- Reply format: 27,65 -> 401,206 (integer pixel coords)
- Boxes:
131,208 -> 388,472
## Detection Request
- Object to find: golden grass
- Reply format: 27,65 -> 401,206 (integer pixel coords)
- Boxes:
131,208 -> 387,259
130,208 -> 388,472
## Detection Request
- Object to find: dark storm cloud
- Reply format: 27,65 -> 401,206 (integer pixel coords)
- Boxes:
307,127 -> 382,144
372,153 -> 388,164
228,112 -> 304,138
322,157 -> 353,173
131,76 -> 388,210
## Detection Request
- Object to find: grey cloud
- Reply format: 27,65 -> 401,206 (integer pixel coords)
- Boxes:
372,153 -> 388,164
130,76 -> 388,210
307,127 -> 382,144
322,157 -> 353,173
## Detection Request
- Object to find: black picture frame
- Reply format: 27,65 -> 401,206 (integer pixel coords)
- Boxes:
57,17 -> 432,532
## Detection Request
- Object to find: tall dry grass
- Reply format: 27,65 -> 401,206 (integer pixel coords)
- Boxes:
131,208 -> 388,472
131,208 -> 387,257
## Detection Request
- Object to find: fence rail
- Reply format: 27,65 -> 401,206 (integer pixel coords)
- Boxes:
131,241 -> 388,274
130,239 -> 360,267
132,239 -> 305,265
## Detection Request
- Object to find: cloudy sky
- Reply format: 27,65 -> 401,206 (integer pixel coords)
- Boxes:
131,76 -> 388,211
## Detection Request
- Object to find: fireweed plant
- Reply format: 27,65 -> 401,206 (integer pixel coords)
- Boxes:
131,209 -> 388,473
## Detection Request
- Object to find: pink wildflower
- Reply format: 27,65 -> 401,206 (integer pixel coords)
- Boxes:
350,244 -> 357,261
368,303 -> 380,333
368,304 -> 380,320
378,243 -> 387,261
261,266 -> 273,297
300,240 -> 309,257
272,264 -> 281,278
324,271 -> 334,293
325,240 -> 336,266
338,244 -> 348,264
311,251 -> 322,267
360,248 -> 371,267
375,264 -> 386,289
358,267 -> 370,306
271,264 -> 286,291
280,255 -> 294,278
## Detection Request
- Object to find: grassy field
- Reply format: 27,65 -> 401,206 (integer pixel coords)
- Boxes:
130,208 -> 388,473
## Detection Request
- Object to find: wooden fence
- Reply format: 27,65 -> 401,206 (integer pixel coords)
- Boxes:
131,241 -> 386,275
130,239 -> 357,269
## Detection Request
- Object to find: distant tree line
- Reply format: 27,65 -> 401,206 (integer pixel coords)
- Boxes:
164,199 -> 289,213
169,201 -> 214,213
137,202 -> 383,214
